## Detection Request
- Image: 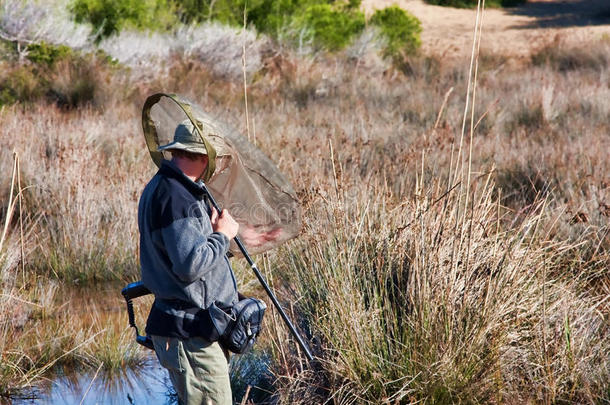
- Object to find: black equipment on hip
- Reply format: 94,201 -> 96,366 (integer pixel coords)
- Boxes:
121,281 -> 154,350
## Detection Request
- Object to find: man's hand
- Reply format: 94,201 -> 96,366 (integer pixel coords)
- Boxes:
211,208 -> 239,240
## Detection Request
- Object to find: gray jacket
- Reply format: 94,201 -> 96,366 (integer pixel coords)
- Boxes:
138,160 -> 238,338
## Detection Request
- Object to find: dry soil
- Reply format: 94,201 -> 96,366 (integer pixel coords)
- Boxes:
362,0 -> 610,58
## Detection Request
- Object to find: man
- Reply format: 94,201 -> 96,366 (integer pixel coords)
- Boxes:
138,119 -> 239,405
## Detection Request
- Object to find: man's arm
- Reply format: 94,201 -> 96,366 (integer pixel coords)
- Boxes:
161,209 -> 239,284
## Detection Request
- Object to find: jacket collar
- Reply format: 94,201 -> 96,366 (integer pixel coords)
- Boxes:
159,160 -> 206,198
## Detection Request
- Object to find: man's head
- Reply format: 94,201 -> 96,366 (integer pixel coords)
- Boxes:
158,119 -> 209,181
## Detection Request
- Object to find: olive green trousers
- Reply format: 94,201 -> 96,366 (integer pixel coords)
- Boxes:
151,335 -> 232,405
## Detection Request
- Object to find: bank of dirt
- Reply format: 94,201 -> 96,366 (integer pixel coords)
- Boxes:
362,0 -> 610,58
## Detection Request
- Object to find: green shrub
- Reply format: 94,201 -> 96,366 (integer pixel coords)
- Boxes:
293,4 -> 365,51
26,42 -> 74,66
369,6 -> 421,58
245,0 -> 296,34
174,0 -> 267,26
191,0 -> 364,36
0,65 -> 45,106
424,0 -> 525,7
70,0 -> 177,41
69,0 -> 372,52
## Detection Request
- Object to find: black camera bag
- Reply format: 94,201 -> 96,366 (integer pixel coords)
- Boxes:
221,298 -> 266,354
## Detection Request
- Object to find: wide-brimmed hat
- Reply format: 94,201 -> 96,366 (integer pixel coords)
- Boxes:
157,119 -> 208,155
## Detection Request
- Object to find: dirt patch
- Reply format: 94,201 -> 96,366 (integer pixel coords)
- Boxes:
362,0 -> 610,58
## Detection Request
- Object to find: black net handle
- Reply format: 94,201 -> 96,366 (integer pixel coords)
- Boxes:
202,184 -> 314,362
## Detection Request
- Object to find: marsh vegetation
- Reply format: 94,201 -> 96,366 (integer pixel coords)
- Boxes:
0,0 -> 608,403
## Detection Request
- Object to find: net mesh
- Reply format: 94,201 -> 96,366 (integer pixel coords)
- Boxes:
142,93 -> 301,255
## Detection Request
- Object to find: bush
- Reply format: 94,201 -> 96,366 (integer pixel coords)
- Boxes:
531,43 -> 609,72
174,0 -> 266,26
0,0 -> 91,49
293,4 -> 365,51
25,42 -> 74,66
171,0 -> 367,51
68,0 -> 374,53
70,0 -> 177,41
424,0 -> 525,7
47,58 -> 99,108
0,43 -> 117,108
0,65 -> 43,106
369,6 -> 421,58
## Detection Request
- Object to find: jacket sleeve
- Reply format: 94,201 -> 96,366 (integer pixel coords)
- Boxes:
161,216 -> 231,283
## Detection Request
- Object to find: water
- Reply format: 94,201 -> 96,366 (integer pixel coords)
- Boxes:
4,285 -> 274,404
8,350 -> 274,404
12,357 -> 177,405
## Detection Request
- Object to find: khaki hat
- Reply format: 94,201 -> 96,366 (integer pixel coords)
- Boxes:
157,119 -> 208,155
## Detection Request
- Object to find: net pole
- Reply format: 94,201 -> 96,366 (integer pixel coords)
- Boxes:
202,184 -> 314,362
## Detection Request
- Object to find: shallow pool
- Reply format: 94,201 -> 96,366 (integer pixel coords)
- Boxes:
13,356 -> 177,405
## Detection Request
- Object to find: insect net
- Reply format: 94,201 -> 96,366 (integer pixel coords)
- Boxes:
142,93 -> 301,255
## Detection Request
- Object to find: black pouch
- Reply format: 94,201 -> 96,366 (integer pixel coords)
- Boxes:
221,298 -> 267,354
147,299 -> 233,342
196,302 -> 233,341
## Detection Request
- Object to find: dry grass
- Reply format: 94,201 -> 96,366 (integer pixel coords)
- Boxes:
0,22 -> 608,402
0,155 -> 148,399
0,104 -> 148,282
270,176 -> 609,403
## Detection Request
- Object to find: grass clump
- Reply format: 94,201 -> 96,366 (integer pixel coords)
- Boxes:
0,105 -> 145,283
272,178 -> 610,403
0,154 -> 147,398
531,42 -> 609,73
504,100 -> 546,134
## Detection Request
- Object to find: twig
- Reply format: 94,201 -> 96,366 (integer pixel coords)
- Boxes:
433,87 -> 454,129
239,385 -> 252,405
16,153 -> 25,277
328,139 -> 339,197
473,98 -> 499,133
453,0 -> 483,186
242,6 -> 251,143
397,180 -> 462,234
463,0 -> 486,279
0,293 -> 43,308
347,199 -> 371,265
0,30 -> 35,45
0,153 -> 18,250
79,362 -> 104,405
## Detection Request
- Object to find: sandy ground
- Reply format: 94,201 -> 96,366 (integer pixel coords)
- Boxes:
362,0 -> 610,57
